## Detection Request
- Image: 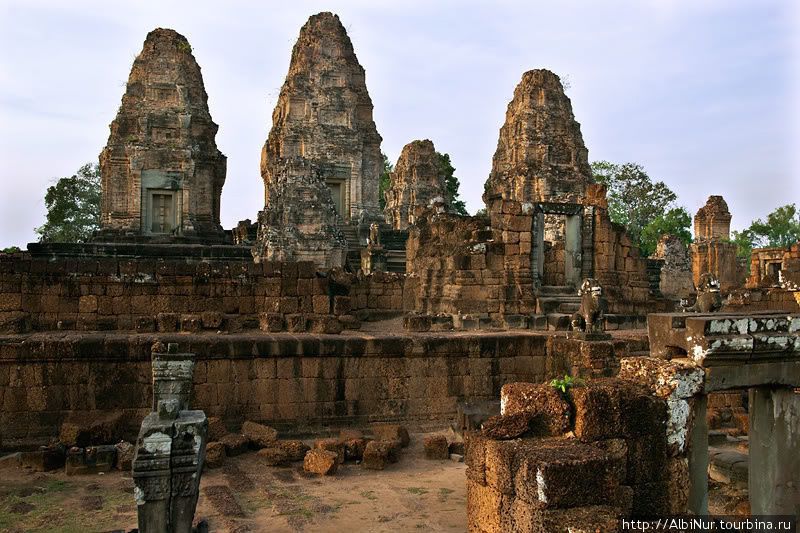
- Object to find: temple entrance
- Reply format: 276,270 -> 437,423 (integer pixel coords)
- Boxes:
146,189 -> 178,234
532,203 -> 586,289
326,179 -> 344,217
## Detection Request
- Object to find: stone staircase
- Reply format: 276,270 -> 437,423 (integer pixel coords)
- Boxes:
338,223 -> 362,272
535,285 -> 580,330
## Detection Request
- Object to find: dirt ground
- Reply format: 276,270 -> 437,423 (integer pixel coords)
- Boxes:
0,431 -> 468,533
0,427 -> 751,532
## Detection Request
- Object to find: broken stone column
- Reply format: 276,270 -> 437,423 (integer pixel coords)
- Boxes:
384,140 -> 449,230
99,28 -> 227,242
133,342 -> 207,533
483,69 -> 591,206
260,12 -> 383,224
748,386 -> 800,515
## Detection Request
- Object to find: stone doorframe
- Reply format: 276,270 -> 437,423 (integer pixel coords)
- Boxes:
644,312 -> 800,516
530,202 -> 594,288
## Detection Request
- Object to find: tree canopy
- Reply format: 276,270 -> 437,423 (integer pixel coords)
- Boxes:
378,152 -> 393,211
438,152 -> 468,216
591,160 -> 686,255
35,163 -> 101,243
730,203 -> 800,261
639,207 -> 692,257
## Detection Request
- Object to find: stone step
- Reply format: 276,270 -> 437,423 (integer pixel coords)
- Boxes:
547,313 -> 572,331
558,302 -> 580,314
536,296 -> 580,314
538,285 -> 575,296
708,447 -> 748,486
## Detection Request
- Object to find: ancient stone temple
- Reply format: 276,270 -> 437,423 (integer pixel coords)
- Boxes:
260,12 -> 383,225
98,28 -> 227,242
384,140 -> 449,230
484,69 -> 591,205
690,196 -> 743,292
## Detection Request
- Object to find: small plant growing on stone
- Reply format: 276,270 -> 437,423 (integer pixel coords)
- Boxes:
176,40 -> 192,54
550,375 -> 584,394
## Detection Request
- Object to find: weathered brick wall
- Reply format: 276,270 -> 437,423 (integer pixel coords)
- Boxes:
0,255 -> 358,333
586,184 -> 672,315
0,331 -> 650,450
349,271 -> 409,312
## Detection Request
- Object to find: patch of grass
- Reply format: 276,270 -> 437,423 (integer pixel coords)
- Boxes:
438,487 -> 455,502
407,487 -> 428,495
360,490 -> 377,500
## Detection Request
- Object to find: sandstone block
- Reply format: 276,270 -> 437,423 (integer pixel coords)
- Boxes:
362,440 -> 398,470
285,313 -> 308,332
201,311 -> 223,329
571,379 -> 666,441
156,312 -> 179,332
371,424 -> 410,447
257,447 -> 290,466
205,441 -> 226,469
115,440 -> 135,472
220,434 -> 249,456
303,449 -> 338,475
308,314 -> 342,334
259,312 -> 284,332
207,417 -> 227,442
277,439 -> 310,462
180,315 -> 202,332
21,446 -> 65,472
242,421 -> 278,448
424,435 -> 449,460
314,438 -> 345,463
499,382 -> 571,436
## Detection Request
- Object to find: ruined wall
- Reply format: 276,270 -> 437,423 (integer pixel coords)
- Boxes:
260,12 -> 383,223
0,333 -> 651,449
726,242 -> 800,313
252,158 -> 347,267
349,271 -> 409,312
651,234 -> 694,300
690,196 -> 743,292
484,69 -> 590,205
748,246 -> 792,287
0,254 -> 406,334
405,200 -> 537,322
587,185 -> 668,314
99,28 -> 226,241
384,140 -> 449,230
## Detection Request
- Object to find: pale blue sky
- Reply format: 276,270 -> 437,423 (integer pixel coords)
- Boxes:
0,0 -> 797,248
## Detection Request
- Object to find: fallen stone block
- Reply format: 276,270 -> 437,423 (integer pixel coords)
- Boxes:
314,438 -> 345,464
404,313 -> 432,332
207,417 -> 227,442
20,446 -> 65,472
220,434 -> 249,456
371,424 -> 410,447
257,447 -> 290,466
362,440 -> 399,470
65,445 -> 116,475
277,439 -> 310,462
424,435 -> 449,460
204,441 -> 226,469
242,421 -> 278,448
115,441 -> 135,472
59,413 -> 125,448
303,449 -> 338,475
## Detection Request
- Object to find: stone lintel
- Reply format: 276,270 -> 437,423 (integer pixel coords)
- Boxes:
703,360 -> 800,392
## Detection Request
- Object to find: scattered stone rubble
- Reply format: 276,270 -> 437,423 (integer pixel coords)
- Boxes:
98,28 -> 227,242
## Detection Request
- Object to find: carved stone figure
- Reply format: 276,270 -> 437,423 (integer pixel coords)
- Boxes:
569,278 -> 609,339
132,342 -> 208,533
682,272 -> 722,313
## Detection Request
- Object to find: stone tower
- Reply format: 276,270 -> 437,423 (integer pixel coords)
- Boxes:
99,28 -> 227,241
483,69 -> 590,205
690,195 -> 742,291
693,195 -> 731,241
260,12 -> 383,224
384,140 -> 449,230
